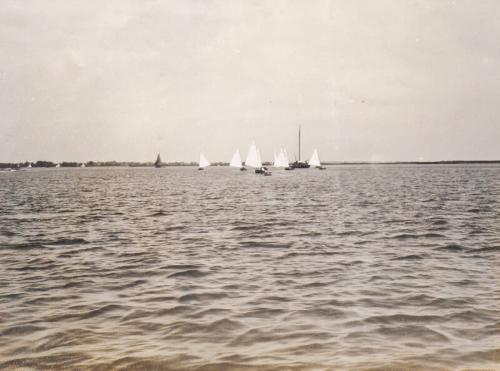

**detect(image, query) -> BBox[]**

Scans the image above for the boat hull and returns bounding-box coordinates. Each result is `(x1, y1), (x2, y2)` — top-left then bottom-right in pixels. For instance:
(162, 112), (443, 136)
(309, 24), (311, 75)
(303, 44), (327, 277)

(255, 167), (271, 175)
(290, 161), (310, 169)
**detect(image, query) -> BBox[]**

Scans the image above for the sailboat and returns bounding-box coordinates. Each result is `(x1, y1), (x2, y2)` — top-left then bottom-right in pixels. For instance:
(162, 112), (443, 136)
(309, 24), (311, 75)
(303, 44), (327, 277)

(273, 148), (292, 170)
(245, 141), (259, 170)
(80, 163), (86, 168)
(198, 153), (210, 170)
(309, 149), (326, 170)
(230, 149), (246, 171)
(283, 149), (293, 170)
(274, 148), (288, 167)
(55, 163), (60, 168)
(290, 126), (310, 169)
(154, 153), (162, 168)
(258, 149), (272, 176)
(245, 141), (271, 175)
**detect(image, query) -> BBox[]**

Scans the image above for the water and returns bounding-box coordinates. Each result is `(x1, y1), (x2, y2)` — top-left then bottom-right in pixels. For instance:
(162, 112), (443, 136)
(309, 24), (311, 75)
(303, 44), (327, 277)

(0, 165), (499, 370)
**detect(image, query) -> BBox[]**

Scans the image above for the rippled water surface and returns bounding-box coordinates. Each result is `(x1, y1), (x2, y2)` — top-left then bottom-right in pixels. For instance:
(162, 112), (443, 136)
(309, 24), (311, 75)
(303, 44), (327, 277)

(1, 165), (499, 370)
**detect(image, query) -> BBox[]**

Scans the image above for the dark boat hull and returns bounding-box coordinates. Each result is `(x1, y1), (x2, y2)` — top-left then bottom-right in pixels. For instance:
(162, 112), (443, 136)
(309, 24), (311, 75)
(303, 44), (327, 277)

(290, 161), (310, 169)
(255, 167), (271, 175)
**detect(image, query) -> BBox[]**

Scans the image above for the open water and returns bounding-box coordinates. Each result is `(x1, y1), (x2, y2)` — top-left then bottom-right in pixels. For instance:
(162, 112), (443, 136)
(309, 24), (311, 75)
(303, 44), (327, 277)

(0, 165), (499, 370)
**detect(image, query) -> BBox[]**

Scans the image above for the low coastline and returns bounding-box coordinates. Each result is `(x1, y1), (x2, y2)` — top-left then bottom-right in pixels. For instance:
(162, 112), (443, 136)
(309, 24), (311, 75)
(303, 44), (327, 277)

(1, 160), (500, 169)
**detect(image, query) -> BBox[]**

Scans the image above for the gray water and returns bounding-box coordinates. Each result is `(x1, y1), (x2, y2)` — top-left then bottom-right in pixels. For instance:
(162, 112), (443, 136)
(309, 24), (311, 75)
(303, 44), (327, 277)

(0, 165), (499, 370)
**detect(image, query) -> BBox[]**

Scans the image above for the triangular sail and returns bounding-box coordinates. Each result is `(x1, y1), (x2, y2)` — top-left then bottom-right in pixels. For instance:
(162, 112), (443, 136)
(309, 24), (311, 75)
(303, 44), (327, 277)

(280, 149), (290, 167)
(256, 148), (263, 168)
(272, 148), (288, 168)
(154, 153), (162, 167)
(283, 149), (290, 167)
(245, 141), (259, 168)
(273, 150), (278, 167)
(309, 149), (321, 167)
(199, 153), (210, 168)
(276, 149), (284, 167)
(276, 149), (281, 167)
(230, 149), (242, 168)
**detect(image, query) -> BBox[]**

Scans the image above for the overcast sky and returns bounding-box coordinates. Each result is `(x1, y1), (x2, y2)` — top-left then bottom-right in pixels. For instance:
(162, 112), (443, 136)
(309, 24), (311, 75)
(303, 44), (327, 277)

(1, 0), (499, 162)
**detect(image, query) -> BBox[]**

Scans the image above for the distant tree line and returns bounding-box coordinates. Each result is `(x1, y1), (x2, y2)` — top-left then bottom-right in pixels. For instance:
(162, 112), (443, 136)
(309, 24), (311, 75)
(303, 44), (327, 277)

(1, 160), (499, 169)
(0, 161), (204, 168)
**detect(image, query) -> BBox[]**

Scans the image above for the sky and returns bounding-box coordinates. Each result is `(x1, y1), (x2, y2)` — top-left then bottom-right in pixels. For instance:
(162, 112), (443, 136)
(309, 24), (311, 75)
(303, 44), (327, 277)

(1, 0), (499, 163)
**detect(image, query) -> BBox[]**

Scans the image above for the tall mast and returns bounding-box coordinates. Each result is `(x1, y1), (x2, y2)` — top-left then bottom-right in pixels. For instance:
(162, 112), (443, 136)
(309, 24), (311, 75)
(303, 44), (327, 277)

(298, 125), (301, 161)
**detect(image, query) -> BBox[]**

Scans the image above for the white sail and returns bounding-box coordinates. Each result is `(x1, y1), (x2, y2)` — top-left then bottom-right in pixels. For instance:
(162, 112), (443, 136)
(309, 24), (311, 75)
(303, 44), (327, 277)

(278, 148), (289, 167)
(199, 153), (210, 168)
(275, 149), (283, 167)
(230, 149), (242, 168)
(275, 150), (281, 167)
(273, 150), (278, 167)
(309, 149), (321, 167)
(283, 149), (290, 167)
(256, 148), (263, 168)
(272, 148), (288, 168)
(245, 141), (260, 168)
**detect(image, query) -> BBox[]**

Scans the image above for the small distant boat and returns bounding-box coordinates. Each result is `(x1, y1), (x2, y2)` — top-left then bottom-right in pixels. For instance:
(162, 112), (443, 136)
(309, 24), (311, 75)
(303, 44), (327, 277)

(80, 163), (86, 168)
(55, 163), (61, 168)
(246, 141), (271, 175)
(27, 163), (32, 169)
(198, 153), (210, 170)
(309, 149), (326, 170)
(230, 149), (246, 171)
(154, 153), (162, 168)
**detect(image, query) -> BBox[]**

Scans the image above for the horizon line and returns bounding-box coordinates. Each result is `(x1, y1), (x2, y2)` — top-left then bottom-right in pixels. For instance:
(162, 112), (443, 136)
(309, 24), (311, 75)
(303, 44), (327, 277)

(2, 160), (500, 167)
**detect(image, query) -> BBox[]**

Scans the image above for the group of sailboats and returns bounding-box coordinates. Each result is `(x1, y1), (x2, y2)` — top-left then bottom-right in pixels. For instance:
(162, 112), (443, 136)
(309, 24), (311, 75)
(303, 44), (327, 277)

(155, 127), (326, 172)
(155, 146), (325, 172)
(242, 141), (271, 175)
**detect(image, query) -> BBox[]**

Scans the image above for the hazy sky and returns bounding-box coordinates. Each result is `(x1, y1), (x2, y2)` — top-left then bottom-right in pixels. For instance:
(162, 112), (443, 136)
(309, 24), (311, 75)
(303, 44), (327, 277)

(1, 0), (499, 162)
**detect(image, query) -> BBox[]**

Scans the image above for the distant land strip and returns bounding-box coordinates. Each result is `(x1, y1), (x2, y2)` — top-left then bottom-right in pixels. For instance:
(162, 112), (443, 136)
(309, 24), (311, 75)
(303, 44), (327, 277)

(1, 160), (500, 169)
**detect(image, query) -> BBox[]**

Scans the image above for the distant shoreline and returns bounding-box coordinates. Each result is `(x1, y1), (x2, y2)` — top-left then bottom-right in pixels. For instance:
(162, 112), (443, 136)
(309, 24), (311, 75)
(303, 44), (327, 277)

(1, 160), (500, 168)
